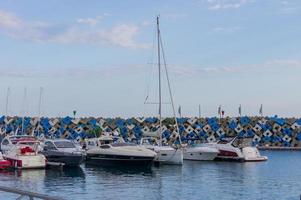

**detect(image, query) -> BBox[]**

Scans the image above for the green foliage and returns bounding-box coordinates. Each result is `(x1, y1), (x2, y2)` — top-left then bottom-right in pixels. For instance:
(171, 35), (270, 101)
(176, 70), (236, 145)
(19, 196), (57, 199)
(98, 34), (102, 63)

(162, 118), (175, 126)
(87, 127), (102, 138)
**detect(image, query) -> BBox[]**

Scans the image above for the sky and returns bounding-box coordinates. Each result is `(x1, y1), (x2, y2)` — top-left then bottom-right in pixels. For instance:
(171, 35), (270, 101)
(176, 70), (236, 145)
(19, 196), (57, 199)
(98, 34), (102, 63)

(0, 0), (301, 118)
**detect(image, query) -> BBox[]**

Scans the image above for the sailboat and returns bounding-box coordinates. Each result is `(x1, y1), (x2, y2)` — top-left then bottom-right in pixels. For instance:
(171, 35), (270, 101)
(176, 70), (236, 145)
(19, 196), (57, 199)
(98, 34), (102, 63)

(140, 16), (183, 165)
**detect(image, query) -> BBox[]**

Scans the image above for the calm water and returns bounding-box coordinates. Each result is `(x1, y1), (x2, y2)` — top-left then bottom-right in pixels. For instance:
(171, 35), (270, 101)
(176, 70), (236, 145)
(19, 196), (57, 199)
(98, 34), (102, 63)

(0, 151), (300, 200)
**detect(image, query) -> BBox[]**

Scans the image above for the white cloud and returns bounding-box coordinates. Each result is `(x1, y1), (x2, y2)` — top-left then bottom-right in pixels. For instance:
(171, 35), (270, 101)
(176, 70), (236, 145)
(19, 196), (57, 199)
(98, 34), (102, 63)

(161, 13), (188, 20)
(51, 24), (150, 49)
(0, 10), (22, 29)
(212, 26), (241, 33)
(0, 10), (150, 49)
(206, 0), (254, 10)
(1, 59), (300, 79)
(281, 1), (288, 5)
(77, 18), (100, 26)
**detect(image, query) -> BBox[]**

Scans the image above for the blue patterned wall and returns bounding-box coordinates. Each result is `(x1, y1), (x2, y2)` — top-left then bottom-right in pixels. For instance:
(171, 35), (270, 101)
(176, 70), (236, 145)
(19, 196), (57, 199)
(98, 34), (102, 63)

(0, 116), (301, 147)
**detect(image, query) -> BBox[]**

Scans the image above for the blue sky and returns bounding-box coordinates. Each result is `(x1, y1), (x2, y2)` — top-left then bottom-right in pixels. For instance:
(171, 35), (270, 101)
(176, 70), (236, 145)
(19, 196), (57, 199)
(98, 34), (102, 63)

(0, 0), (301, 118)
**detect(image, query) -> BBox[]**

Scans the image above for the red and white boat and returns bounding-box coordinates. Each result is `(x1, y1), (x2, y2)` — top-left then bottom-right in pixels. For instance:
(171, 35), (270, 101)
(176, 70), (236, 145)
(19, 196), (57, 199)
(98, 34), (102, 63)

(208, 137), (268, 162)
(0, 152), (11, 170)
(1, 135), (46, 169)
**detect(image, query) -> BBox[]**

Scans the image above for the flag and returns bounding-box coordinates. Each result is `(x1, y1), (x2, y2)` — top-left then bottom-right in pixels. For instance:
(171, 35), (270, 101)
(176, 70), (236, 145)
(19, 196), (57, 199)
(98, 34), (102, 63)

(178, 105), (182, 117)
(218, 105), (221, 116)
(259, 104), (263, 116)
(238, 104), (241, 116)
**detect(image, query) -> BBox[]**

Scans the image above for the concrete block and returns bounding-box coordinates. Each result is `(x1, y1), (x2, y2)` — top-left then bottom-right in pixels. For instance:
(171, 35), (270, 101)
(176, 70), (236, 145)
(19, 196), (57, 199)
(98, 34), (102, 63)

(263, 130), (273, 137)
(207, 135), (216, 143)
(235, 124), (243, 133)
(187, 118), (197, 125)
(203, 124), (211, 133)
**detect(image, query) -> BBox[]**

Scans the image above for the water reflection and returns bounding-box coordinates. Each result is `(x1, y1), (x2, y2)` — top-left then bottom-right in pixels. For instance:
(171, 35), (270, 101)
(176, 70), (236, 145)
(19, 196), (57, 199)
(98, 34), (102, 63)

(85, 163), (153, 176)
(0, 152), (301, 200)
(45, 166), (85, 178)
(43, 166), (86, 197)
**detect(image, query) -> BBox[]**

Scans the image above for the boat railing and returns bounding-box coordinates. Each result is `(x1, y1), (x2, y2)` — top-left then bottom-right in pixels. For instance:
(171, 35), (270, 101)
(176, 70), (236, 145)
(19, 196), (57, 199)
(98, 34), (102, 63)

(0, 185), (65, 200)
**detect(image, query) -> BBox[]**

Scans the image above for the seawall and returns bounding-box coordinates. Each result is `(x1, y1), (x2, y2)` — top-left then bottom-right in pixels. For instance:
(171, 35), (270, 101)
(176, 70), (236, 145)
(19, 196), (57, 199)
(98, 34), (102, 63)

(0, 116), (301, 147)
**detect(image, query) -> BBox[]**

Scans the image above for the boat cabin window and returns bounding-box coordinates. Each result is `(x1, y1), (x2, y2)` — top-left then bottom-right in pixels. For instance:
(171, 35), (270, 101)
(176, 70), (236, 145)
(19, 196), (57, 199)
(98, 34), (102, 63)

(100, 145), (111, 149)
(54, 141), (76, 148)
(111, 143), (136, 147)
(2, 139), (9, 145)
(99, 140), (112, 145)
(44, 141), (57, 150)
(232, 138), (253, 148)
(87, 141), (96, 146)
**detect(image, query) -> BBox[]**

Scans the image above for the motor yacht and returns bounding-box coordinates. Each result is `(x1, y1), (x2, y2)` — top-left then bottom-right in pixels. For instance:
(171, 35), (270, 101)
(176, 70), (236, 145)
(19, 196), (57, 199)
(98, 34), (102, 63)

(1, 135), (46, 169)
(0, 135), (37, 153)
(183, 144), (219, 161)
(209, 137), (268, 162)
(85, 136), (157, 167)
(41, 139), (85, 167)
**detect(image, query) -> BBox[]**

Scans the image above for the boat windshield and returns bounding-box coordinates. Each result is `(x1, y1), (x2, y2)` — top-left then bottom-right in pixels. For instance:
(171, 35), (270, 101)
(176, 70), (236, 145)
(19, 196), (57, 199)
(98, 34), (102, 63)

(111, 143), (137, 147)
(54, 141), (76, 148)
(232, 138), (253, 148)
(217, 138), (234, 144)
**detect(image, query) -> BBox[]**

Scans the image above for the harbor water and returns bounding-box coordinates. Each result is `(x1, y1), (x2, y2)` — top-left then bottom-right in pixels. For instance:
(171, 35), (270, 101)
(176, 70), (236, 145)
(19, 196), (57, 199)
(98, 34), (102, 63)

(0, 151), (300, 200)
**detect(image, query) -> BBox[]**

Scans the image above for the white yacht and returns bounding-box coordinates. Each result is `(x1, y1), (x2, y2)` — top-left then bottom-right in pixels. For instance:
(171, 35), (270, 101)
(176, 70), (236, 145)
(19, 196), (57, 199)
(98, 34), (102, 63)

(208, 137), (268, 162)
(140, 137), (183, 165)
(183, 144), (219, 161)
(85, 136), (157, 167)
(1, 135), (46, 169)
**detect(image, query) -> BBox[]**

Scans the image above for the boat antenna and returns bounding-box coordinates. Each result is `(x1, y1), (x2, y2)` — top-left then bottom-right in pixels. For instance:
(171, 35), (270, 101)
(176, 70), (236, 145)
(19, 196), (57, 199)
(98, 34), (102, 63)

(37, 87), (43, 136)
(157, 15), (163, 146)
(21, 87), (27, 135)
(5, 87), (10, 135)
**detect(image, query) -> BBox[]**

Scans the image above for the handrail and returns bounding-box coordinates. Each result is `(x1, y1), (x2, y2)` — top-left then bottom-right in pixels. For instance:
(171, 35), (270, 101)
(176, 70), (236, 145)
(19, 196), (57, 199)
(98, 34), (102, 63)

(0, 186), (65, 200)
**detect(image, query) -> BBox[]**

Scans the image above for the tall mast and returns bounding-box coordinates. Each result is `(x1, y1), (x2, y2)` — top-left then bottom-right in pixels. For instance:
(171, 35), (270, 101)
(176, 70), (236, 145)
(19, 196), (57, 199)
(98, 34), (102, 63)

(157, 16), (162, 146)
(38, 87), (43, 117)
(5, 87), (10, 116)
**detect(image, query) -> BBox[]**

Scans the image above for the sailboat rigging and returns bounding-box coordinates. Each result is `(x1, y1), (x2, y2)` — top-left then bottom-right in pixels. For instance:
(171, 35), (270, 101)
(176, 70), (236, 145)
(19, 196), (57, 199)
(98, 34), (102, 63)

(140, 16), (183, 165)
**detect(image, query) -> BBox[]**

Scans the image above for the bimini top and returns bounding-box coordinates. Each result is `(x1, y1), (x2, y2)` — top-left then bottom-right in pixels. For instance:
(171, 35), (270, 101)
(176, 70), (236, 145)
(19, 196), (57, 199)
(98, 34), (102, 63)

(2, 135), (37, 145)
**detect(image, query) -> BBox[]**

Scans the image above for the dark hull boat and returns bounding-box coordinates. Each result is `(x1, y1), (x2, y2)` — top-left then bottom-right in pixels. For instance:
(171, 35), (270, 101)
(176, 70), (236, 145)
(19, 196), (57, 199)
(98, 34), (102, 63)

(85, 137), (157, 168)
(41, 139), (85, 167)
(42, 151), (85, 167)
(86, 154), (155, 167)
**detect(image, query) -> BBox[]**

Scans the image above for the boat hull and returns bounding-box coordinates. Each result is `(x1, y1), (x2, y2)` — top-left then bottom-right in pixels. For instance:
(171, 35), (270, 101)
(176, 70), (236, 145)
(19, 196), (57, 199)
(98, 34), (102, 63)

(4, 155), (46, 169)
(0, 160), (11, 170)
(42, 151), (85, 167)
(86, 154), (154, 167)
(214, 147), (268, 162)
(154, 147), (183, 165)
(183, 147), (218, 161)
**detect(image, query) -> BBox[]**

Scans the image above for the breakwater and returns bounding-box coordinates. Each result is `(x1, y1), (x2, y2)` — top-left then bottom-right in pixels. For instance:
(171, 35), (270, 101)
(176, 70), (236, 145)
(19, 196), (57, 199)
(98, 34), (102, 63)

(0, 116), (301, 147)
